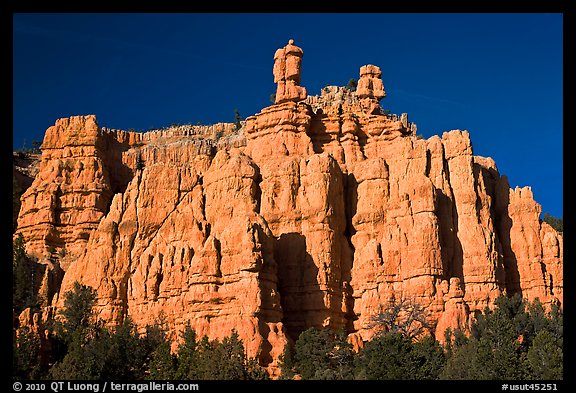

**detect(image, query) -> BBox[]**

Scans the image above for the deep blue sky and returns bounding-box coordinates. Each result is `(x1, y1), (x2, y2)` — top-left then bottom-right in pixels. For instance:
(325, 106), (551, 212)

(13, 13), (563, 218)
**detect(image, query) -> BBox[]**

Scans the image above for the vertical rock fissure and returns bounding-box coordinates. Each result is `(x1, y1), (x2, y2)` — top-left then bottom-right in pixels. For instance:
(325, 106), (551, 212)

(342, 172), (358, 334)
(494, 177), (521, 297)
(441, 153), (465, 289)
(254, 170), (263, 215)
(119, 170), (143, 322)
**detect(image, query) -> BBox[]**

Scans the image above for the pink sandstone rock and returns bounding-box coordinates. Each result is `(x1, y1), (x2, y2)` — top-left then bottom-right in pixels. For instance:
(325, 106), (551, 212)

(273, 39), (307, 104)
(15, 40), (562, 377)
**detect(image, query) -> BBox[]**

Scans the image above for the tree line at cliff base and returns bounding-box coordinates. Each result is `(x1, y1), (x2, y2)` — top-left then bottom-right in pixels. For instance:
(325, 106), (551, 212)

(13, 277), (562, 380)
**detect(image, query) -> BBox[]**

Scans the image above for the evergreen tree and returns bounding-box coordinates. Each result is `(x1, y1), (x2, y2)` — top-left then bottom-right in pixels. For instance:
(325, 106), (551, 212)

(233, 109), (243, 130)
(13, 233), (37, 313)
(473, 307), (524, 379)
(207, 331), (251, 379)
(57, 281), (98, 338)
(411, 335), (446, 379)
(176, 325), (266, 380)
(141, 319), (175, 379)
(175, 324), (201, 379)
(49, 282), (104, 379)
(50, 316), (151, 380)
(354, 333), (414, 380)
(526, 330), (563, 379)
(543, 213), (563, 232)
(441, 295), (563, 380)
(13, 325), (44, 380)
(278, 344), (295, 380)
(440, 336), (483, 380)
(99, 317), (146, 380)
(346, 78), (358, 92)
(292, 328), (329, 379)
(290, 328), (354, 380)
(148, 340), (177, 380)
(49, 328), (108, 379)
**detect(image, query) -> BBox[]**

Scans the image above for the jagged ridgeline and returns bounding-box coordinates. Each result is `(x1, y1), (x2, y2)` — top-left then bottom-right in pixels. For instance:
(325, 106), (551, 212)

(14, 39), (562, 377)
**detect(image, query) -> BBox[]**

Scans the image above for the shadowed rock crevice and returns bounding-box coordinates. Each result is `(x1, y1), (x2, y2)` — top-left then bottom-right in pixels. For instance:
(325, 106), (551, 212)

(274, 232), (321, 342)
(342, 173), (358, 334)
(254, 170), (263, 215)
(102, 130), (136, 196)
(495, 176), (521, 297)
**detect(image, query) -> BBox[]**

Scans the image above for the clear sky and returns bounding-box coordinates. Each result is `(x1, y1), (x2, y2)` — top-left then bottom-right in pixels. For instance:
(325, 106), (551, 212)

(12, 13), (563, 218)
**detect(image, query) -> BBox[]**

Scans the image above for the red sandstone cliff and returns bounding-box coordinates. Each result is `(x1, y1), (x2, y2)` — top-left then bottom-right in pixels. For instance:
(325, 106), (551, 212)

(15, 40), (563, 375)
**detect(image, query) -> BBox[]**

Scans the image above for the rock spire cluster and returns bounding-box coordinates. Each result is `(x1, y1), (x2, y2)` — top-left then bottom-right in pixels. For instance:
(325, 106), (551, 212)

(15, 40), (562, 377)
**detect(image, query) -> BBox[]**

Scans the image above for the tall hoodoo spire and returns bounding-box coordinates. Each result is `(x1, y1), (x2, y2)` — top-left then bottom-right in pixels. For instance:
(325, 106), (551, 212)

(357, 64), (386, 101)
(273, 39), (307, 104)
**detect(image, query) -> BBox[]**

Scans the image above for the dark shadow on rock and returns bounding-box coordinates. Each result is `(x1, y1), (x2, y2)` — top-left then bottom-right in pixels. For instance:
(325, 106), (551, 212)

(494, 175), (521, 297)
(308, 109), (329, 154)
(257, 319), (274, 366)
(450, 202), (465, 292)
(274, 232), (323, 342)
(343, 172), (358, 333)
(474, 161), (507, 290)
(435, 188), (456, 278)
(438, 155), (465, 291)
(251, 223), (287, 367)
(101, 132), (135, 196)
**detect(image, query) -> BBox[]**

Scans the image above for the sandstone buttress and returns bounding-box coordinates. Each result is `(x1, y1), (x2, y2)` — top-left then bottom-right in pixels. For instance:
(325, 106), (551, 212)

(15, 40), (563, 375)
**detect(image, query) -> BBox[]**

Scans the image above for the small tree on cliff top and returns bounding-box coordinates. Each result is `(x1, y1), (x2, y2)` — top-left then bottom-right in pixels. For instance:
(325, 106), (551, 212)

(346, 78), (358, 92)
(543, 213), (563, 232)
(233, 109), (243, 130)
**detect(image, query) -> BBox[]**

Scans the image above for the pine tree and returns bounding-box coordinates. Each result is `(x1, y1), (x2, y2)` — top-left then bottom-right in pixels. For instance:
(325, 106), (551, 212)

(233, 109), (243, 130)
(354, 333), (414, 380)
(13, 326), (44, 380)
(13, 234), (37, 313)
(58, 282), (98, 338)
(346, 78), (358, 92)
(278, 345), (295, 379)
(293, 328), (335, 379)
(526, 330), (562, 379)
(175, 324), (201, 379)
(208, 331), (249, 379)
(291, 328), (354, 380)
(440, 337), (483, 380)
(49, 282), (103, 379)
(411, 335), (446, 379)
(99, 318), (146, 380)
(176, 326), (267, 380)
(148, 341), (177, 380)
(543, 213), (563, 232)
(441, 295), (563, 380)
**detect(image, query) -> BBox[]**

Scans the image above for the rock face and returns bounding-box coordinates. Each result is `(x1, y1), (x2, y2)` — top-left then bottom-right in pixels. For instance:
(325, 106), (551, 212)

(15, 40), (563, 375)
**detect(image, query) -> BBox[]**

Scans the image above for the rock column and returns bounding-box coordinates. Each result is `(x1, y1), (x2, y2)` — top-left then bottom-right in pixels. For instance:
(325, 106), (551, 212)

(273, 39), (307, 104)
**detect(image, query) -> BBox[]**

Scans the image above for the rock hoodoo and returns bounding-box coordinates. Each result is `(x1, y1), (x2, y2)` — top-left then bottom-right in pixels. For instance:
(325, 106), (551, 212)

(273, 39), (307, 104)
(15, 40), (563, 376)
